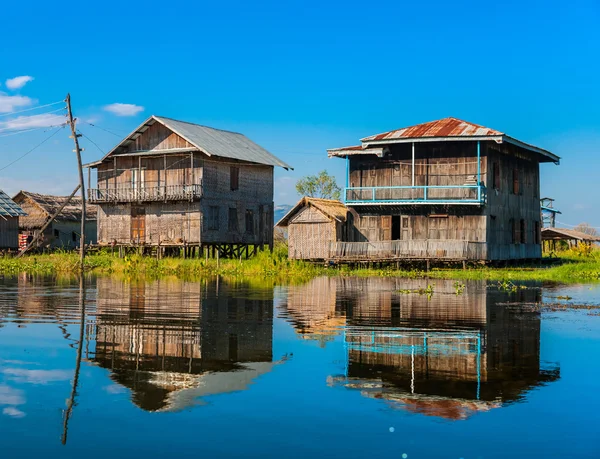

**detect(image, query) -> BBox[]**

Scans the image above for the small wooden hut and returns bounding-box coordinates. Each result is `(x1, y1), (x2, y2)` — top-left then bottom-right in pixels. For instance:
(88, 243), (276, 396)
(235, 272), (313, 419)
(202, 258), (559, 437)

(12, 191), (98, 249)
(0, 189), (26, 251)
(541, 227), (600, 252)
(276, 197), (349, 260)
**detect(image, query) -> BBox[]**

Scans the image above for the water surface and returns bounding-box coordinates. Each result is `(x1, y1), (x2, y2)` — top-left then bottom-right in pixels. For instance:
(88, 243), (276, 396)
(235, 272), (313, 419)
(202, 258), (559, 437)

(1, 275), (599, 458)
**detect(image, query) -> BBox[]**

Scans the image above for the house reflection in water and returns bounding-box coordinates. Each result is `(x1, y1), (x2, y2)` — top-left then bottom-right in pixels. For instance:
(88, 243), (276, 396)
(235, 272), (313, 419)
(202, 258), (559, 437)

(281, 277), (560, 420)
(91, 278), (278, 412)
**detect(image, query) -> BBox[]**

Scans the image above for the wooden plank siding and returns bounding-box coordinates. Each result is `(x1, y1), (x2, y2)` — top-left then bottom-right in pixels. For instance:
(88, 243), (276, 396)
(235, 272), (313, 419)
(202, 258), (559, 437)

(0, 217), (19, 249)
(94, 122), (274, 248)
(288, 206), (338, 260)
(334, 140), (543, 262)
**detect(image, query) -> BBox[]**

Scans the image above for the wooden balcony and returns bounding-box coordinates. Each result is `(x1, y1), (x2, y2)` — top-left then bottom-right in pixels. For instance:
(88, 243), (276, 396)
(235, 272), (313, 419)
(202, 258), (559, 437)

(88, 184), (202, 204)
(329, 240), (487, 262)
(345, 185), (484, 205)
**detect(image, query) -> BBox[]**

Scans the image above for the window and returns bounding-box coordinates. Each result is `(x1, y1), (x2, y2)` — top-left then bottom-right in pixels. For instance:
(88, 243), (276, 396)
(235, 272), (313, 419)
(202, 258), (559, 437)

(245, 209), (254, 234)
(54, 229), (59, 239)
(520, 219), (526, 244)
(493, 162), (500, 190)
(228, 208), (238, 232)
(207, 206), (220, 230)
(534, 221), (541, 244)
(513, 169), (520, 195)
(511, 219), (520, 244)
(230, 166), (239, 191)
(72, 232), (77, 242)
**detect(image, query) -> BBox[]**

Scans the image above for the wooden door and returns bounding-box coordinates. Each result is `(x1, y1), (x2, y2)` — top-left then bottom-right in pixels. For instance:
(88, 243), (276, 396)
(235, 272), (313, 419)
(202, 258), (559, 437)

(381, 215), (392, 241)
(131, 207), (146, 243)
(401, 216), (411, 240)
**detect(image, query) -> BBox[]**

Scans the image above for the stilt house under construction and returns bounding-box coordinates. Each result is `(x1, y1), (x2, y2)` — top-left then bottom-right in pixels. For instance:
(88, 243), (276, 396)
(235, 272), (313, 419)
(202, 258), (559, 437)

(85, 115), (291, 257)
(291, 117), (560, 263)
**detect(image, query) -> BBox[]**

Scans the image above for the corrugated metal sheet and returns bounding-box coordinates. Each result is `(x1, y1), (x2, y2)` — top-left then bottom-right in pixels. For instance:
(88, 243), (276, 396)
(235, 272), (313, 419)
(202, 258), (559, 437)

(0, 189), (26, 217)
(155, 116), (291, 169)
(89, 115), (291, 169)
(362, 117), (503, 141)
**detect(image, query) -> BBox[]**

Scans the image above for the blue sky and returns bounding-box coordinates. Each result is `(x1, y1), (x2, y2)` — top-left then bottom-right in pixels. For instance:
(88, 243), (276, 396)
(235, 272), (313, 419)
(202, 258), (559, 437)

(1, 0), (599, 227)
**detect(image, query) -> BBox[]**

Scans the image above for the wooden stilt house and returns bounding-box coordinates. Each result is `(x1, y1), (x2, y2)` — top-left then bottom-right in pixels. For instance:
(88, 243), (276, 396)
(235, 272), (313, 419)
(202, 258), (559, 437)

(12, 191), (97, 250)
(326, 117), (560, 263)
(0, 189), (26, 251)
(276, 197), (349, 260)
(85, 116), (291, 257)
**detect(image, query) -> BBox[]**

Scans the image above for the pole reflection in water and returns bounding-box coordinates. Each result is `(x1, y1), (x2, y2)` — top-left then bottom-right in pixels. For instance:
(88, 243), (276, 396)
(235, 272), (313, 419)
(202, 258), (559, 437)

(280, 277), (560, 421)
(61, 274), (86, 445)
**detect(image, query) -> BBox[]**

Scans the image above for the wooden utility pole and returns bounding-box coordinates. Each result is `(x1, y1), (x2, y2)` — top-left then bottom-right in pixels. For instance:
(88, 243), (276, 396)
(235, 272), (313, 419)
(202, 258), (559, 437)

(66, 94), (87, 266)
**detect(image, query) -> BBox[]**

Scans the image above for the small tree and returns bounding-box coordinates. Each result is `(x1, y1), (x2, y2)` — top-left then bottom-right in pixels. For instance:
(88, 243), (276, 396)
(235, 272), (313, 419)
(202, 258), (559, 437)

(574, 222), (599, 237)
(295, 170), (341, 200)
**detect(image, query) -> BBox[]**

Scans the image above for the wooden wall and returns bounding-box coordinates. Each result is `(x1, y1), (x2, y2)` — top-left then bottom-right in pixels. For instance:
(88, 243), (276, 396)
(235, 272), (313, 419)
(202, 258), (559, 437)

(287, 206), (338, 260)
(349, 141), (486, 189)
(98, 202), (201, 245)
(484, 142), (542, 260)
(96, 155), (274, 247)
(0, 217), (19, 249)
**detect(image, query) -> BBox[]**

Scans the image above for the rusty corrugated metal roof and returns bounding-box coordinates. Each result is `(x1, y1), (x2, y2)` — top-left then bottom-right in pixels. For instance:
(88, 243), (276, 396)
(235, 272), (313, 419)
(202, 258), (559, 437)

(361, 117), (503, 142)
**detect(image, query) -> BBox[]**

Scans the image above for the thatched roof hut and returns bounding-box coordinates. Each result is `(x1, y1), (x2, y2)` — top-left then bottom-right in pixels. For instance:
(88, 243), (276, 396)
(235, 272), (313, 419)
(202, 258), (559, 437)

(13, 191), (98, 247)
(13, 191), (97, 230)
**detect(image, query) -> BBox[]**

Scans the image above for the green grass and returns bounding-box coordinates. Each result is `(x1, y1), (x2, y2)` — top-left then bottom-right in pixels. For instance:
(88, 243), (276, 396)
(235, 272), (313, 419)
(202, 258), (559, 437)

(1, 246), (599, 284)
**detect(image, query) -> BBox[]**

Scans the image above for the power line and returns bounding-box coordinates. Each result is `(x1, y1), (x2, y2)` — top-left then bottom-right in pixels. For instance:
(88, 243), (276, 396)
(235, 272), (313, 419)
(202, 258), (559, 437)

(83, 121), (127, 138)
(79, 131), (106, 155)
(0, 124), (66, 139)
(0, 100), (66, 118)
(0, 126), (66, 172)
(556, 220), (600, 230)
(0, 109), (67, 133)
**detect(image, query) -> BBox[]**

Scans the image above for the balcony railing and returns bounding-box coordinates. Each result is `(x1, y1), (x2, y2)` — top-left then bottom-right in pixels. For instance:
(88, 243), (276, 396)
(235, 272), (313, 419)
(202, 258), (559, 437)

(345, 185), (484, 205)
(329, 240), (487, 261)
(88, 184), (203, 203)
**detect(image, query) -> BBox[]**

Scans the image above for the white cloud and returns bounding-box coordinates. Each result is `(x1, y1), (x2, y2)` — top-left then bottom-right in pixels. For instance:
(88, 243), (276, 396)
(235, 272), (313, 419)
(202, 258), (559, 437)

(103, 103), (144, 117)
(2, 368), (71, 385)
(2, 407), (25, 418)
(0, 113), (66, 130)
(5, 76), (34, 90)
(0, 93), (34, 113)
(0, 385), (25, 406)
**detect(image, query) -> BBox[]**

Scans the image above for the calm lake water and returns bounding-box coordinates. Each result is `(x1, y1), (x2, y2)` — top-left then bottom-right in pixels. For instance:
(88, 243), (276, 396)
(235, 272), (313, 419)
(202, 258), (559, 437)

(1, 275), (599, 458)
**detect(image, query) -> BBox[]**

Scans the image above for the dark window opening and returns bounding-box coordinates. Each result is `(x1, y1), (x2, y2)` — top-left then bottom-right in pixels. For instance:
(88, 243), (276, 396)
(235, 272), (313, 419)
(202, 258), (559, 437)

(53, 229), (59, 239)
(534, 221), (541, 244)
(228, 207), (238, 232)
(245, 209), (254, 235)
(230, 166), (239, 191)
(208, 206), (220, 230)
(520, 219), (527, 244)
(72, 232), (77, 242)
(493, 162), (500, 190)
(391, 215), (401, 240)
(512, 219), (520, 244)
(513, 169), (520, 195)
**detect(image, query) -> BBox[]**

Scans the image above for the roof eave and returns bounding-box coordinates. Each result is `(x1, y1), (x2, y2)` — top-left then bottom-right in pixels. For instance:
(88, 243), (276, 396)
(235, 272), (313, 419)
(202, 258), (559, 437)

(502, 136), (560, 164)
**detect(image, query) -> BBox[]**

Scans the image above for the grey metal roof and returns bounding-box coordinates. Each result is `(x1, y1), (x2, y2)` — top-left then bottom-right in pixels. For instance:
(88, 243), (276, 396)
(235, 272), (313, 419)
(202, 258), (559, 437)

(155, 117), (291, 169)
(0, 189), (26, 217)
(87, 115), (292, 169)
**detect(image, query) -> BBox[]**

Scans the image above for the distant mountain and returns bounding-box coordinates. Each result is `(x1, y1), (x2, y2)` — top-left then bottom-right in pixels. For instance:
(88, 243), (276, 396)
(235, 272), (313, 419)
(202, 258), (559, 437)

(274, 204), (293, 224)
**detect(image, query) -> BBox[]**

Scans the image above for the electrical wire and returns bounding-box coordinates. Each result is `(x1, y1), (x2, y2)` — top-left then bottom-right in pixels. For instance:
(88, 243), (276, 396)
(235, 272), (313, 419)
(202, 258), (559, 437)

(83, 121), (128, 138)
(79, 131), (106, 155)
(0, 124), (66, 139)
(0, 126), (66, 172)
(0, 108), (67, 133)
(555, 220), (600, 230)
(0, 100), (65, 118)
